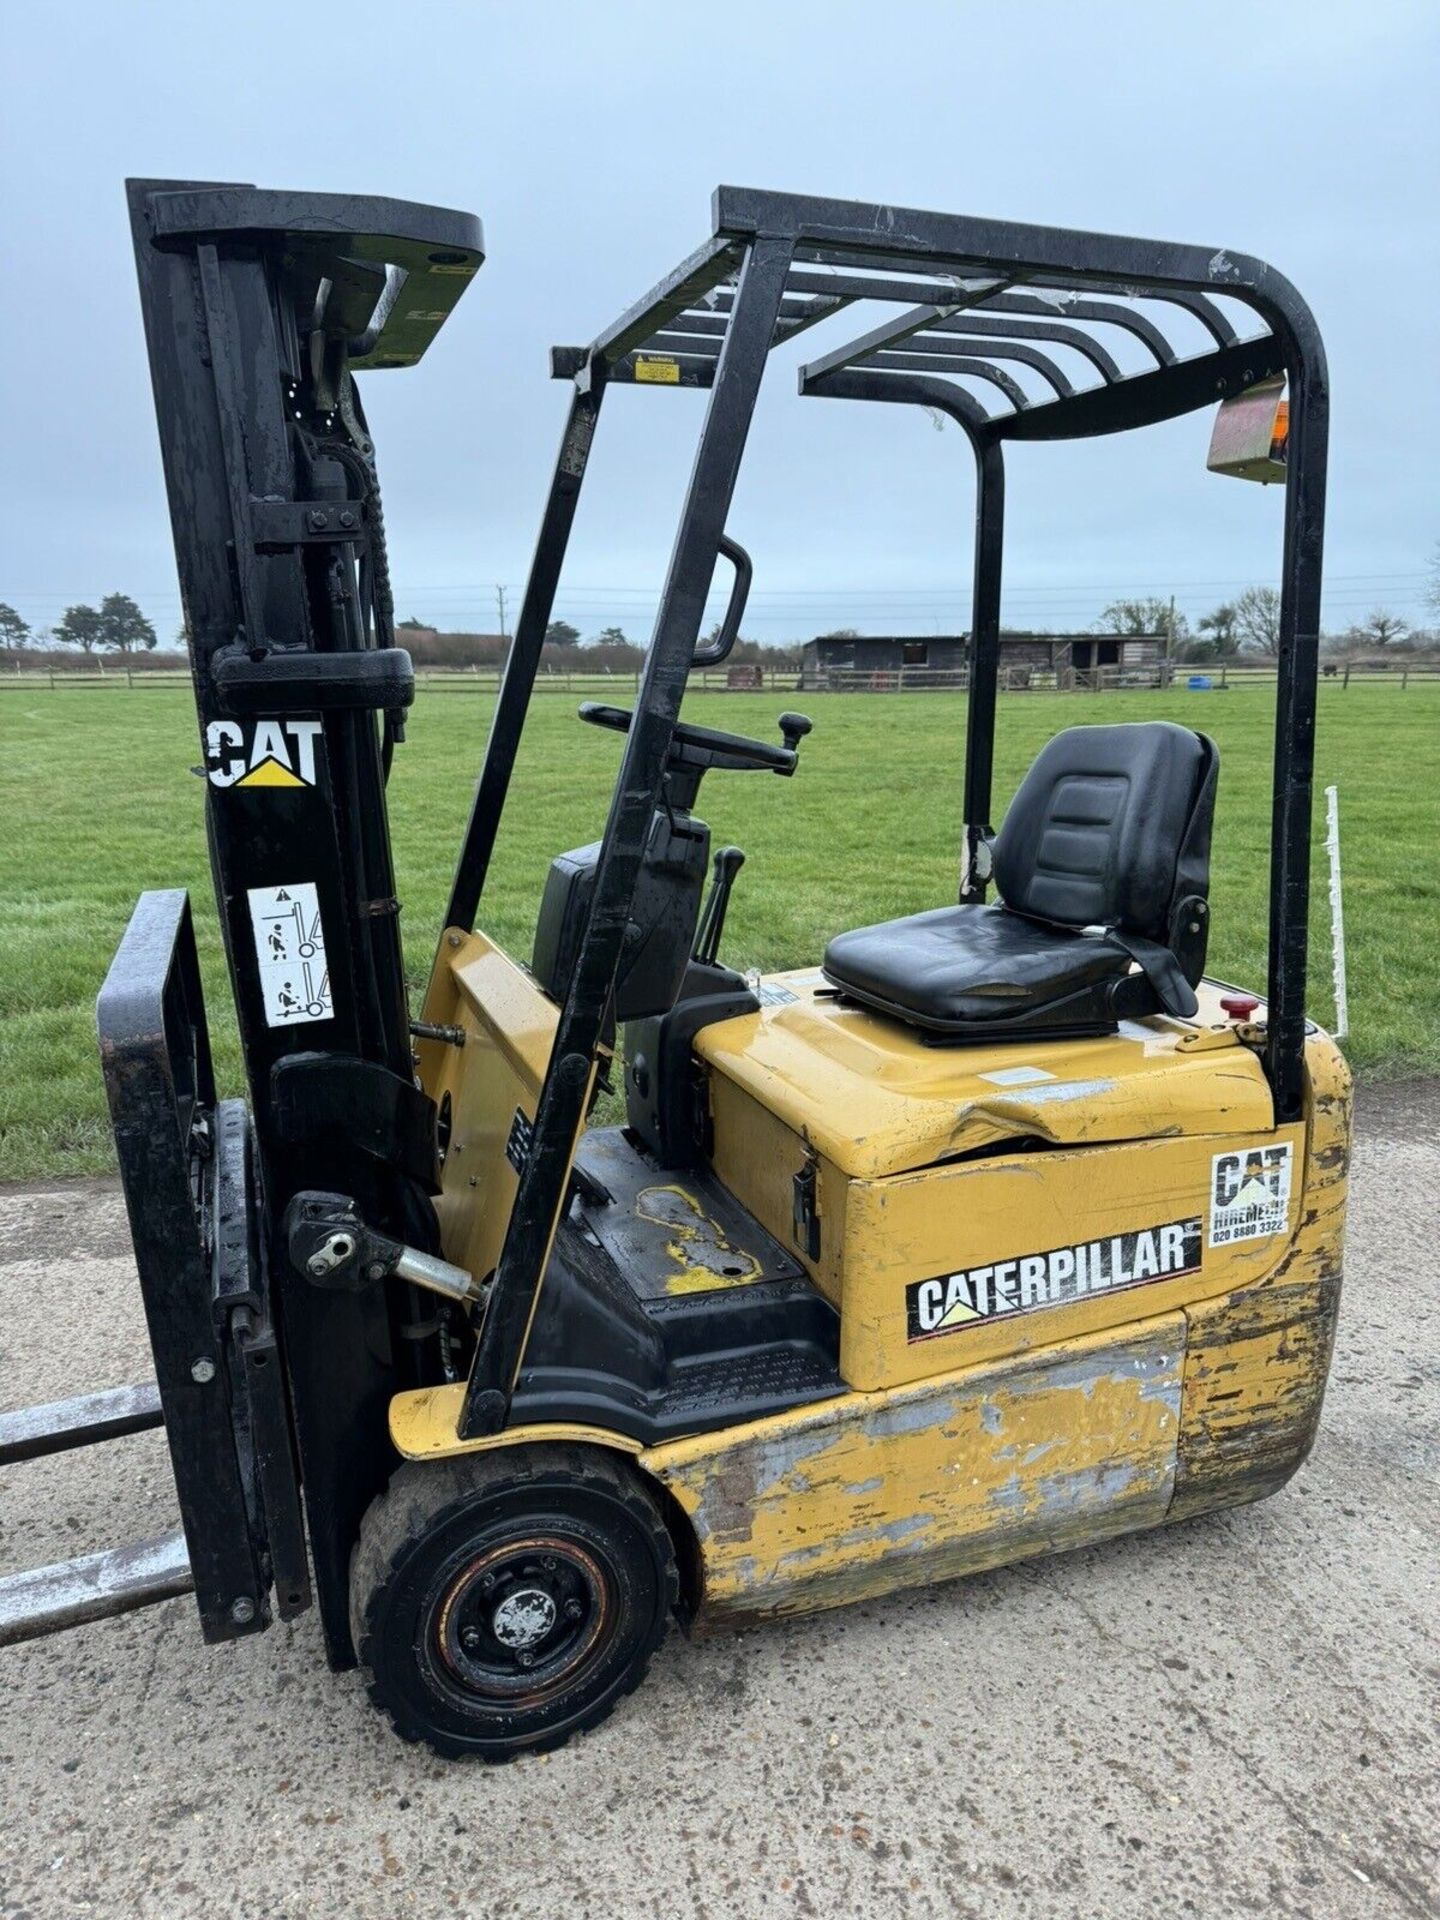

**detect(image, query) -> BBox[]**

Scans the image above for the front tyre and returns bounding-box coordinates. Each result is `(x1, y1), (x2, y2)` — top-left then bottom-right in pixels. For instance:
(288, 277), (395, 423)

(350, 1444), (678, 1761)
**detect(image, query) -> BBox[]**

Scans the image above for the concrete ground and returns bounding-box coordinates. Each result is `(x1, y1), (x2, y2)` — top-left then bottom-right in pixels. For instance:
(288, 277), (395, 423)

(0, 1082), (1435, 1920)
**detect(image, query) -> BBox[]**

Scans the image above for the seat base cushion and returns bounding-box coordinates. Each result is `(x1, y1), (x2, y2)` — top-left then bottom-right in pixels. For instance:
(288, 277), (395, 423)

(822, 903), (1141, 1039)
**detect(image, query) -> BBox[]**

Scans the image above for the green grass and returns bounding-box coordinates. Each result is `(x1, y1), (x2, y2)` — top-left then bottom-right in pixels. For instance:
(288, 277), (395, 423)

(1, 683), (1436, 1180)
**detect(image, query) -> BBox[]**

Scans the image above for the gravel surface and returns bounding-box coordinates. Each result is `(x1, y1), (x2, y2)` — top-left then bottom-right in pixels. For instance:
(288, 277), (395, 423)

(1, 1080), (1436, 1919)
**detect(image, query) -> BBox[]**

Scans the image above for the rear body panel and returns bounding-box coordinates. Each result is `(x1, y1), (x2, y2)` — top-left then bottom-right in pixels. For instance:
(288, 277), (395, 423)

(400, 946), (1350, 1629)
(638, 1025), (1349, 1622)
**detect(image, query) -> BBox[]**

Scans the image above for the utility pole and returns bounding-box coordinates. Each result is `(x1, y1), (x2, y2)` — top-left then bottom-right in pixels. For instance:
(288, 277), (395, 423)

(495, 584), (509, 641)
(1165, 592), (1177, 687)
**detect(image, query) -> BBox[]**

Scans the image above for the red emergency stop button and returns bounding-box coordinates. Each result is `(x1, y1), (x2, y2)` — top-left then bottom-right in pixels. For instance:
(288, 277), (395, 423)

(1220, 993), (1261, 1019)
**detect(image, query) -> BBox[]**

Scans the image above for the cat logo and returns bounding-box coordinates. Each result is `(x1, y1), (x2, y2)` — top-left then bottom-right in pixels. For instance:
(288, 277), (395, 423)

(205, 718), (322, 790)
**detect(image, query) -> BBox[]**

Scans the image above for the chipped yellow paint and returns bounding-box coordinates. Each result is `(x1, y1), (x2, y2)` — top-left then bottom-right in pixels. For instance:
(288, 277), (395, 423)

(639, 1027), (1350, 1623)
(633, 1183), (763, 1294)
(398, 934), (1351, 1633)
(642, 1313), (1188, 1620)
(836, 1122), (1306, 1389)
(696, 973), (1278, 1180)
(1170, 1039), (1352, 1518)
(416, 926), (597, 1400)
(707, 989), (1309, 1391)
(415, 928), (561, 1287)
(390, 1384), (644, 1460)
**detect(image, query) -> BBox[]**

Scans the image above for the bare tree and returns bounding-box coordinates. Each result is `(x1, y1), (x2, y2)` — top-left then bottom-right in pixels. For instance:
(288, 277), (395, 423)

(1234, 584), (1282, 655)
(1351, 607), (1408, 649)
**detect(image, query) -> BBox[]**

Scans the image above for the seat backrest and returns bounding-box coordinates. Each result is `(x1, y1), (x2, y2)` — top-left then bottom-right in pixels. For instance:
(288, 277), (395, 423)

(993, 722), (1217, 952)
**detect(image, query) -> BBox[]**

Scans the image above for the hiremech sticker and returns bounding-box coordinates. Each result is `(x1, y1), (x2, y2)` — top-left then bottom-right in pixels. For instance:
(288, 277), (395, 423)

(1209, 1142), (1293, 1247)
(905, 1217), (1203, 1342)
(206, 718), (322, 790)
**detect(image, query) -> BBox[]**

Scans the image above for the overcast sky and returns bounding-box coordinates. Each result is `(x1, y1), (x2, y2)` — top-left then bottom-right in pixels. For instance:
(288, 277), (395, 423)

(2, 0), (1436, 647)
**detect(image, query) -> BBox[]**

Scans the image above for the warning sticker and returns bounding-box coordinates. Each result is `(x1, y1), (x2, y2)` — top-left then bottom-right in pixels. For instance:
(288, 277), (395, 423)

(206, 718), (322, 790)
(634, 354), (680, 385)
(247, 883), (333, 1028)
(1209, 1142), (1293, 1247)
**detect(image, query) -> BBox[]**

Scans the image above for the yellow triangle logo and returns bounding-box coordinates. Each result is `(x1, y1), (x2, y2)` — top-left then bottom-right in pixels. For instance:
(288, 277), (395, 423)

(238, 756), (306, 789)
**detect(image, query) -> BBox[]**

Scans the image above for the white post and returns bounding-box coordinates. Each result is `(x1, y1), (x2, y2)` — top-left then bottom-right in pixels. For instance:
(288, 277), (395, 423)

(1324, 784), (1349, 1040)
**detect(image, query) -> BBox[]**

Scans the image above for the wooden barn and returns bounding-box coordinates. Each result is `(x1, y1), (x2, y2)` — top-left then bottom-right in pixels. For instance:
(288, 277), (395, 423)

(799, 631), (1166, 690)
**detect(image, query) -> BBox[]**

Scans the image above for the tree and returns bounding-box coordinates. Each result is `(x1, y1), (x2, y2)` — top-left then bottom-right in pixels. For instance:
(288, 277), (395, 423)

(1097, 597), (1189, 645)
(96, 592), (157, 652)
(1352, 607), (1408, 649)
(0, 602), (30, 648)
(1232, 584), (1282, 655)
(544, 620), (580, 648)
(1427, 541), (1440, 617)
(1196, 603), (1241, 658)
(819, 627), (860, 639)
(592, 625), (629, 647)
(54, 603), (107, 653)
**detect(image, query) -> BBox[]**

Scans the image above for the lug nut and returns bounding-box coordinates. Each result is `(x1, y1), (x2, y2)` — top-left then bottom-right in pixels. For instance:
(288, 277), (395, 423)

(460, 1625), (482, 1652)
(541, 1556), (557, 1572)
(564, 1599), (583, 1621)
(517, 1650), (535, 1669)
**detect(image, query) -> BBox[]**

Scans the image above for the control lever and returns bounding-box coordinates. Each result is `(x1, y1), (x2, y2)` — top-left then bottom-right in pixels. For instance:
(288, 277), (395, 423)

(694, 846), (746, 967)
(778, 712), (813, 753)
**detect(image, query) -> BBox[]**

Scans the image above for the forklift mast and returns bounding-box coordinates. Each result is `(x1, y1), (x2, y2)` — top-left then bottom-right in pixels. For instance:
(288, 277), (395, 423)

(116, 183), (482, 1655)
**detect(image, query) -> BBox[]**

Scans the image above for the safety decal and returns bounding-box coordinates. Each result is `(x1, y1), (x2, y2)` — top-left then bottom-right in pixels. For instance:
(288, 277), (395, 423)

(977, 1064), (1056, 1087)
(247, 883), (333, 1028)
(205, 717), (323, 790)
(634, 354), (680, 384)
(905, 1216), (1203, 1342)
(756, 980), (799, 1006)
(1209, 1142), (1293, 1247)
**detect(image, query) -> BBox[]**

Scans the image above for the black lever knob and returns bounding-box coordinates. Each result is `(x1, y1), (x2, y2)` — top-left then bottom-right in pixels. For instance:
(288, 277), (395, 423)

(695, 845), (746, 967)
(778, 711), (813, 751)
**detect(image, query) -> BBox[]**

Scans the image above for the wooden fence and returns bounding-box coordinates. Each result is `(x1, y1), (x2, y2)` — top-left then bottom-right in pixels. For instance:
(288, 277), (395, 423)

(4, 661), (1436, 694)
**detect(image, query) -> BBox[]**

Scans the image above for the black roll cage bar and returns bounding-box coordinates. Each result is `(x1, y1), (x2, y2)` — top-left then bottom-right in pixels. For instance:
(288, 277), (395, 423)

(446, 186), (1327, 1438)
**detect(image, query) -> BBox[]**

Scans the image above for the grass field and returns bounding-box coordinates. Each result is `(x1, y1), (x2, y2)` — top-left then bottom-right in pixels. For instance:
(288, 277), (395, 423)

(1, 682), (1436, 1180)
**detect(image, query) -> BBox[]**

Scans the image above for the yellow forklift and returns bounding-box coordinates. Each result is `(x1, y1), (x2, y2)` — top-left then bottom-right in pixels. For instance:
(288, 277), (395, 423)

(0, 183), (1348, 1763)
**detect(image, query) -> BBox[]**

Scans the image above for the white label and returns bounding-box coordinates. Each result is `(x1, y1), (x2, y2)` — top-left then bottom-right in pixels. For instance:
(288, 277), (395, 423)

(978, 1065), (1057, 1087)
(1209, 1142), (1293, 1247)
(247, 883), (333, 1028)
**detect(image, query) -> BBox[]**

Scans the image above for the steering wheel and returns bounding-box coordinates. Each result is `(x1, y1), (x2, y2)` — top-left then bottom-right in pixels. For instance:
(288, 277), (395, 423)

(578, 702), (811, 775)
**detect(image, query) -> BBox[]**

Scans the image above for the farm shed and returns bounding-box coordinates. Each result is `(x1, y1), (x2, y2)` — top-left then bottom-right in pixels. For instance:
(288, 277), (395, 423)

(799, 632), (1166, 690)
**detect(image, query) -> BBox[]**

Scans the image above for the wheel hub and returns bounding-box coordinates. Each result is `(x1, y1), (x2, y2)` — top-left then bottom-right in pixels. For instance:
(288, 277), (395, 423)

(491, 1586), (557, 1649)
(430, 1532), (611, 1701)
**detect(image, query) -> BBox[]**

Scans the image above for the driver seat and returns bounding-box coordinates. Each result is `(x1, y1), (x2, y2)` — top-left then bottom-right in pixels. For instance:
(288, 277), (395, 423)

(822, 722), (1218, 1041)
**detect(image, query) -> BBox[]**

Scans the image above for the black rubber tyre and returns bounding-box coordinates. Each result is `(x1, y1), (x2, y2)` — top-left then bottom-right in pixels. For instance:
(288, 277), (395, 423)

(350, 1444), (678, 1761)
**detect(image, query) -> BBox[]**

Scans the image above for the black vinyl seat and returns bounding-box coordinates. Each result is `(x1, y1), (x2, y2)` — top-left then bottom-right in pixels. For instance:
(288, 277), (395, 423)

(823, 722), (1218, 1041)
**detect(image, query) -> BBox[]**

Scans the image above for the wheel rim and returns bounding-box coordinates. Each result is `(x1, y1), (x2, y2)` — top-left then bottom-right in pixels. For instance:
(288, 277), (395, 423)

(428, 1532), (614, 1705)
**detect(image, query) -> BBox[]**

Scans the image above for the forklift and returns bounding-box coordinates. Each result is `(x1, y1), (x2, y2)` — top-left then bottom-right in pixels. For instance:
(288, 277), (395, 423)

(0, 181), (1349, 1761)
